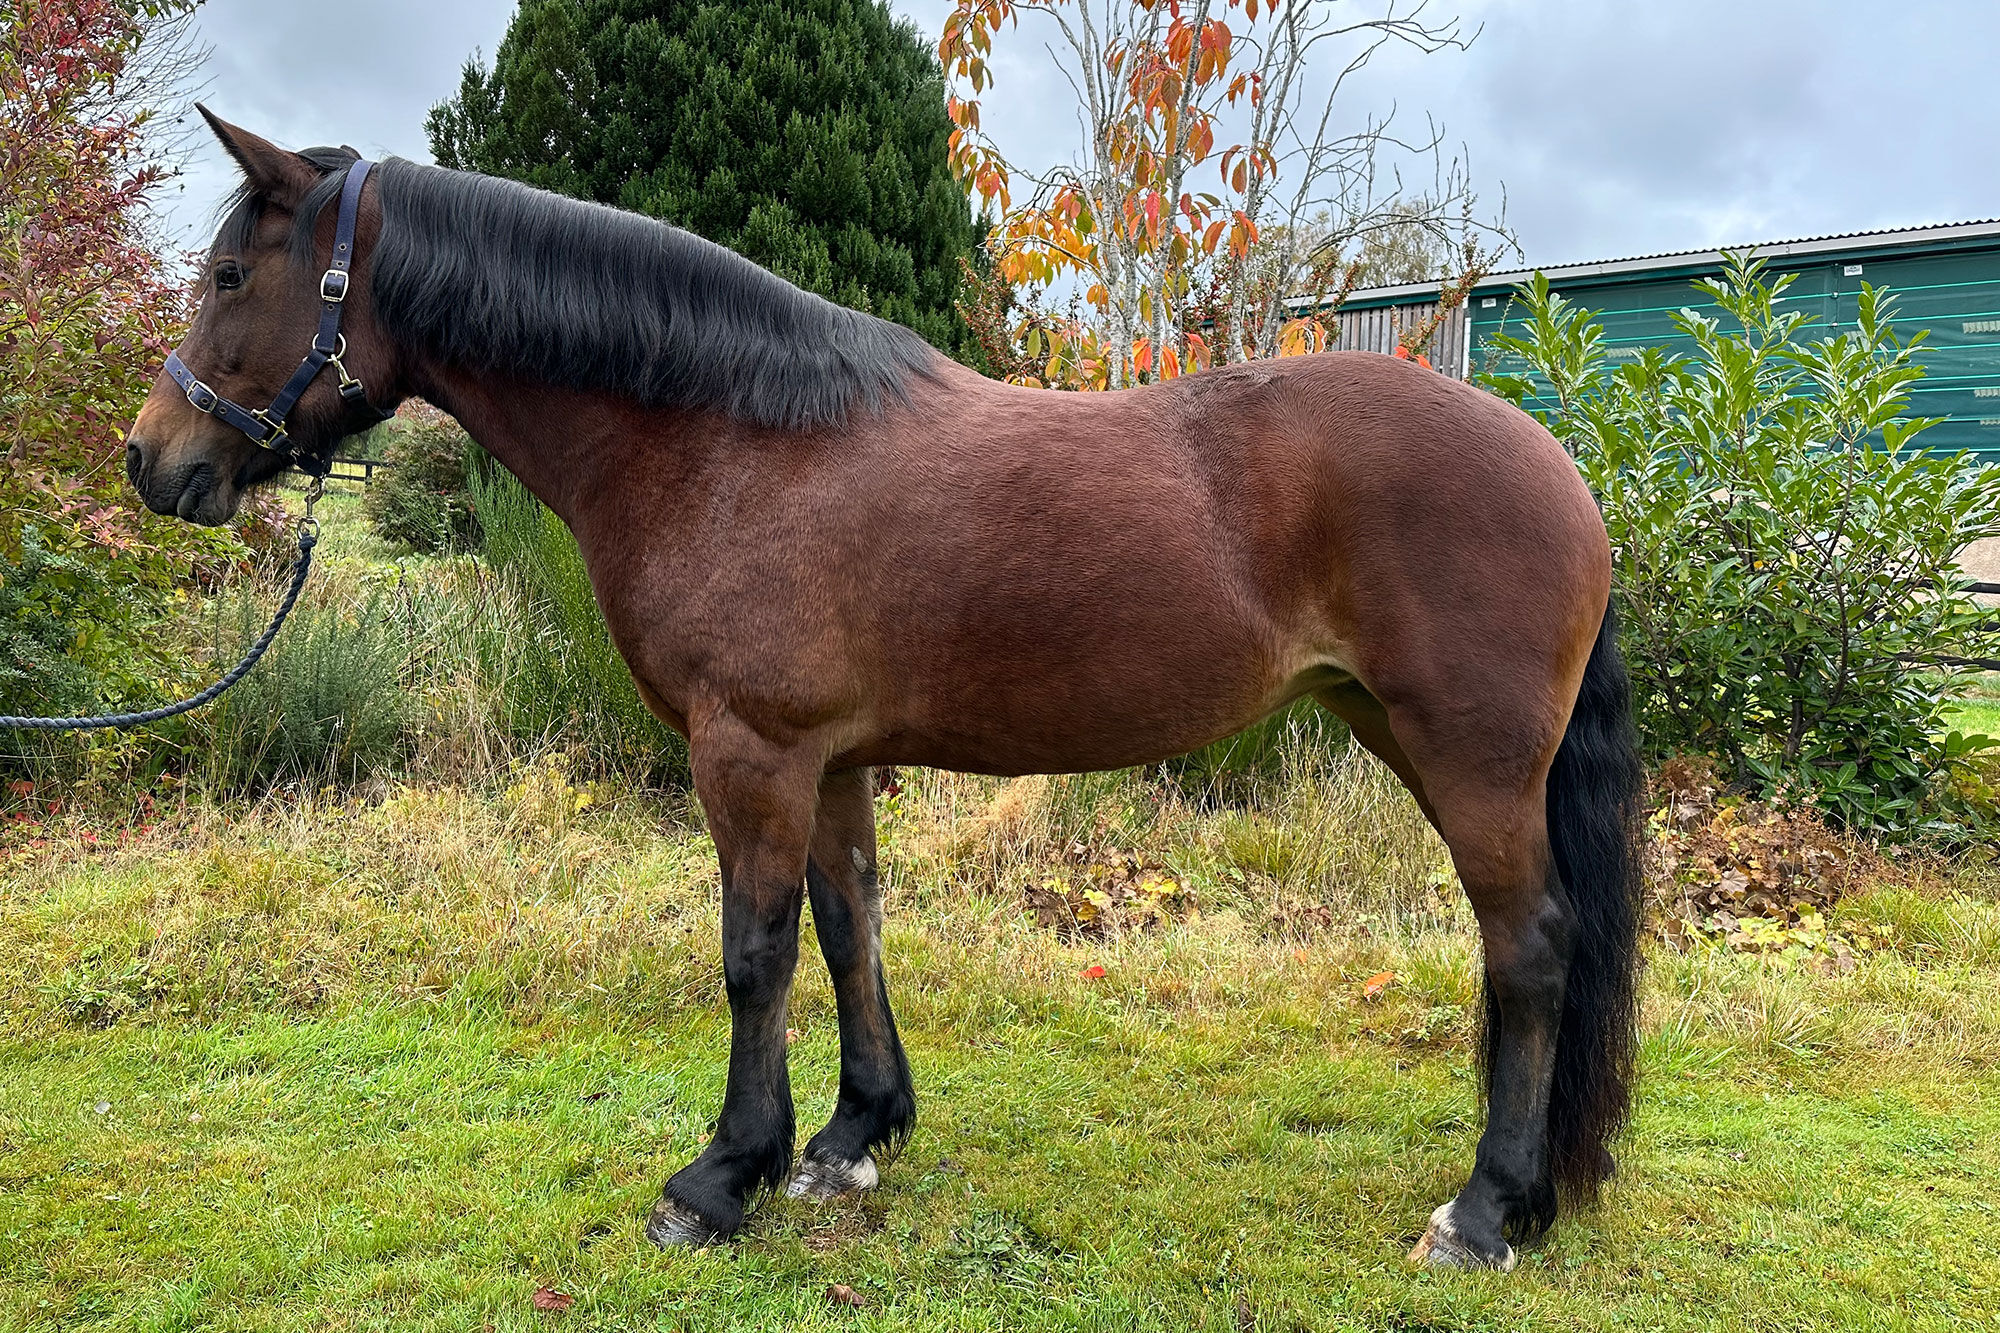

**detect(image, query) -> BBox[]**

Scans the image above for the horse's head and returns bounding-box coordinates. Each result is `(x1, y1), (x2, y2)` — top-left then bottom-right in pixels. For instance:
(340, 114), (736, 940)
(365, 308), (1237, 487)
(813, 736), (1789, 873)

(127, 109), (398, 525)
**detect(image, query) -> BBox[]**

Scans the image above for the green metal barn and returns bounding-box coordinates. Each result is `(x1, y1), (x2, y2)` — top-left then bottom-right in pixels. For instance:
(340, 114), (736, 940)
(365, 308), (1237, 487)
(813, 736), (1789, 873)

(1318, 220), (2000, 465)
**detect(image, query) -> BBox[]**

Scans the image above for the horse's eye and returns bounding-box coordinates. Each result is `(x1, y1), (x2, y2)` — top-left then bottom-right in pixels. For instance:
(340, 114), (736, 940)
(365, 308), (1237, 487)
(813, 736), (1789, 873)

(214, 261), (246, 292)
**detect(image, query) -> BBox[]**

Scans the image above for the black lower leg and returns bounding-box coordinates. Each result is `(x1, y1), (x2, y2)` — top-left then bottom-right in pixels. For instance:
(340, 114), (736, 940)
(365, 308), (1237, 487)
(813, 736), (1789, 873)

(804, 863), (914, 1165)
(1452, 883), (1575, 1252)
(801, 769), (914, 1174)
(659, 879), (805, 1236)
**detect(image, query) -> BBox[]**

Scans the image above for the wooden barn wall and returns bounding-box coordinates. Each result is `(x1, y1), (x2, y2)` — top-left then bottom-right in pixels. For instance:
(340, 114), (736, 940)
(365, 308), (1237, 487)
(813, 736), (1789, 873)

(1333, 302), (1472, 379)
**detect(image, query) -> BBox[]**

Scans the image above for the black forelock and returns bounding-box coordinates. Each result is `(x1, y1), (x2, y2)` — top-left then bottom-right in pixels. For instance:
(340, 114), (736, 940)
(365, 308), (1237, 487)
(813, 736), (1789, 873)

(210, 144), (362, 269)
(211, 150), (942, 432)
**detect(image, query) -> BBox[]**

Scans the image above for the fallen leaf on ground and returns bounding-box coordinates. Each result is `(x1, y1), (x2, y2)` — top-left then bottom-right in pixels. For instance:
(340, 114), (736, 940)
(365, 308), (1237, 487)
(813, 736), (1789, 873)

(827, 1283), (866, 1308)
(1081, 964), (1107, 980)
(531, 1286), (574, 1312)
(1361, 970), (1396, 1000)
(1025, 846), (1193, 939)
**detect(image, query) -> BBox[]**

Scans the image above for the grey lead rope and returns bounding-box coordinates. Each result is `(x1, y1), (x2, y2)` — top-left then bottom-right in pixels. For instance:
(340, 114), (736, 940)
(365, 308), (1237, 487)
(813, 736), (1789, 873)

(0, 484), (322, 733)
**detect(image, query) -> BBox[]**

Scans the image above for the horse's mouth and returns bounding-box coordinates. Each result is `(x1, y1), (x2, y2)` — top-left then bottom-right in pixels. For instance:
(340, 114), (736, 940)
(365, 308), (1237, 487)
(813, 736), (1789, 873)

(168, 463), (225, 525)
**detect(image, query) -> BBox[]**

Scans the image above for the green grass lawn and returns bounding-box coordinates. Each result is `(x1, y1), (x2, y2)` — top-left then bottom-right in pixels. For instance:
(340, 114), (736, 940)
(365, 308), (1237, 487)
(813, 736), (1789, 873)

(8, 996), (2000, 1332)
(1948, 668), (2000, 737)
(5, 782), (2000, 1331)
(1952, 697), (2000, 741)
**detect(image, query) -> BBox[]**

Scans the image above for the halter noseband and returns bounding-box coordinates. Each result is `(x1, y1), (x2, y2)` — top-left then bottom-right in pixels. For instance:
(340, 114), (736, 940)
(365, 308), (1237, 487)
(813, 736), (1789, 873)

(165, 157), (390, 474)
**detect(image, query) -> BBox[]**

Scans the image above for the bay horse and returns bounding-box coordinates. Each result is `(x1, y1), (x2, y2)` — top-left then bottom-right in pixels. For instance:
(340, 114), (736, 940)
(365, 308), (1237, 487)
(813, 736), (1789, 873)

(127, 112), (1645, 1272)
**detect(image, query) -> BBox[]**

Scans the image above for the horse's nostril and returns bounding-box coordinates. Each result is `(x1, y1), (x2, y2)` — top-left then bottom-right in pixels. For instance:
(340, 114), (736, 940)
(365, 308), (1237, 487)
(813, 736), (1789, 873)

(126, 440), (146, 486)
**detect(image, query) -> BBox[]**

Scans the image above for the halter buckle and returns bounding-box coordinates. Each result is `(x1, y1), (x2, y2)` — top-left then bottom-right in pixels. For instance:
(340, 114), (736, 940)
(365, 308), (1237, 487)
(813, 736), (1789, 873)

(320, 268), (350, 303)
(251, 410), (289, 451)
(184, 378), (219, 414)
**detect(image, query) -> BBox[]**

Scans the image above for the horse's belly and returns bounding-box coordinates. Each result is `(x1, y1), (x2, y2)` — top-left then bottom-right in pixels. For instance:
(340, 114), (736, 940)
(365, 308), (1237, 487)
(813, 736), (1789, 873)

(852, 604), (1339, 775)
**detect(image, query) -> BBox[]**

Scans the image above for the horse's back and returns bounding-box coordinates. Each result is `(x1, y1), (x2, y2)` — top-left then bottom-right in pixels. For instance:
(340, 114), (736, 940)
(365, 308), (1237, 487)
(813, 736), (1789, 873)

(905, 351), (1608, 662)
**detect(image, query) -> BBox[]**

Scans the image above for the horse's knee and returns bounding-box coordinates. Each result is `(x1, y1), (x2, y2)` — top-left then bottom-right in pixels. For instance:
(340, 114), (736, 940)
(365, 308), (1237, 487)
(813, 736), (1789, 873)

(722, 923), (801, 1008)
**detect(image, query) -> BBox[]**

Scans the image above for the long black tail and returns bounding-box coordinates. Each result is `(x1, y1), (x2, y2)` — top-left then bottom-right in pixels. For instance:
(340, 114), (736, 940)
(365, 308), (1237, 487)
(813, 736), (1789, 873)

(1540, 601), (1646, 1203)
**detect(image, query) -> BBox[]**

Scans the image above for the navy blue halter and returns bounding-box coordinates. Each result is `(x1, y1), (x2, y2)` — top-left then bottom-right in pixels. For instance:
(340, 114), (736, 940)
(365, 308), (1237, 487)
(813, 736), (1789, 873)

(165, 158), (388, 474)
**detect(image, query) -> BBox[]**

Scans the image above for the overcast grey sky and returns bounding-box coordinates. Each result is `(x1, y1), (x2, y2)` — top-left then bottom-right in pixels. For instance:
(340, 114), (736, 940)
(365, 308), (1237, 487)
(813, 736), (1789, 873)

(160, 0), (2000, 270)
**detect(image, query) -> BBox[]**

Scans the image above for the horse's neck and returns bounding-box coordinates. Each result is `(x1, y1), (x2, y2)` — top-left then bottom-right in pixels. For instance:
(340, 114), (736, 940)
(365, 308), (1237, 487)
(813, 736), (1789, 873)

(407, 362), (693, 534)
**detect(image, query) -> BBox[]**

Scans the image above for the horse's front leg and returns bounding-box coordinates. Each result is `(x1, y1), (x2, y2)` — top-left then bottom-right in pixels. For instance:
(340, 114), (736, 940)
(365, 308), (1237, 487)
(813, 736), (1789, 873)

(790, 766), (915, 1198)
(647, 716), (822, 1245)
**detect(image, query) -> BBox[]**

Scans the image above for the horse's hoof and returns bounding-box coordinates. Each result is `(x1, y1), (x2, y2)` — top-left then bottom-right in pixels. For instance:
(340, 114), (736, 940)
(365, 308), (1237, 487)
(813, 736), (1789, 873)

(1409, 1202), (1516, 1273)
(786, 1150), (880, 1200)
(645, 1195), (727, 1249)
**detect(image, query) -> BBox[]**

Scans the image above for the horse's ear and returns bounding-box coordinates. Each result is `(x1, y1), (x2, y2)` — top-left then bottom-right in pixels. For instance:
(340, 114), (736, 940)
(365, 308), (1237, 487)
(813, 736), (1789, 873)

(198, 105), (318, 208)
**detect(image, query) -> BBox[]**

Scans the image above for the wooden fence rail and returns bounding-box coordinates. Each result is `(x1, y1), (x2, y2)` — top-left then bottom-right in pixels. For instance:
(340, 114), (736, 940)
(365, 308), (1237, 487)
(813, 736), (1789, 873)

(324, 456), (394, 485)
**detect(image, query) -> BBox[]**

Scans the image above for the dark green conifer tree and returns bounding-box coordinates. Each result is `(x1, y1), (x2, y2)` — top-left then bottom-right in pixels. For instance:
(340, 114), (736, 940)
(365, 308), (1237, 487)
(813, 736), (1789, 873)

(428, 0), (980, 357)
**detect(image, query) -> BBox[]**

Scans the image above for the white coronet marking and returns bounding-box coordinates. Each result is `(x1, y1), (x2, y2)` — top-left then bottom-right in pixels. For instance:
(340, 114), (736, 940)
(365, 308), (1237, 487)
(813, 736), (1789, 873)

(786, 1151), (880, 1200)
(1409, 1201), (1516, 1273)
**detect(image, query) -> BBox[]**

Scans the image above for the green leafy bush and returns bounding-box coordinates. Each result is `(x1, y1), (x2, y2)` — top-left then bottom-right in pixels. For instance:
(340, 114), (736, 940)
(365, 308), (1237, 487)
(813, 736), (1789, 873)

(0, 526), (111, 719)
(198, 584), (415, 791)
(0, 0), (253, 769)
(1481, 255), (2000, 835)
(363, 404), (480, 554)
(471, 461), (689, 786)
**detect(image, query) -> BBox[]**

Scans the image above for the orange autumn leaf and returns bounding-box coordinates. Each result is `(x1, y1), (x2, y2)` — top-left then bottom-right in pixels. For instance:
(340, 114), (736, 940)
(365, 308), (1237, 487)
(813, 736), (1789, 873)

(1082, 964), (1107, 979)
(1361, 970), (1396, 1000)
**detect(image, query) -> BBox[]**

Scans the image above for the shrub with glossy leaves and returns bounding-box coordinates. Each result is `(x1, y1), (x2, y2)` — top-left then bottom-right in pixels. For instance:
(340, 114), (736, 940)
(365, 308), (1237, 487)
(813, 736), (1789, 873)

(1481, 254), (2000, 835)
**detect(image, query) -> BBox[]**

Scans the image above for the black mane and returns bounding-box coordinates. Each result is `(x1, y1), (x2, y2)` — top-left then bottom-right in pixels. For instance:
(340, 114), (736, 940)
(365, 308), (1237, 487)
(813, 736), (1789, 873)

(216, 150), (940, 431)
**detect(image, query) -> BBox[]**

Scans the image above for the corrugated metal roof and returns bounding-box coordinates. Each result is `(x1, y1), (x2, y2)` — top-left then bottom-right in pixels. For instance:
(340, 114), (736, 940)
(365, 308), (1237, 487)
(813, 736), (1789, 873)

(1539, 217), (2000, 272)
(1304, 218), (2000, 312)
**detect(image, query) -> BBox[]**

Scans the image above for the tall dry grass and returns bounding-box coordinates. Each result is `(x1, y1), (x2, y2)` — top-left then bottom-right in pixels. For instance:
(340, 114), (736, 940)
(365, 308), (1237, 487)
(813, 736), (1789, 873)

(6, 725), (2000, 1083)
(2, 720), (1451, 1030)
(882, 721), (1458, 940)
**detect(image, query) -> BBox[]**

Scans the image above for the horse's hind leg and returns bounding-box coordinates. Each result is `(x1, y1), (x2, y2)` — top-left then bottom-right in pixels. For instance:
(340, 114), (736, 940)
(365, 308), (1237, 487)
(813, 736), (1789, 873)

(1354, 617), (1641, 1271)
(1324, 682), (1568, 1267)
(1411, 778), (1571, 1271)
(790, 766), (916, 1198)
(1314, 680), (1436, 828)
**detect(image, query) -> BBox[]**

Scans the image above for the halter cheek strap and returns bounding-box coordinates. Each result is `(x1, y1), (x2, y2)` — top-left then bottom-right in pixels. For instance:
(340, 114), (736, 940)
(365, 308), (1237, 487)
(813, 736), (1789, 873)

(165, 158), (389, 473)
